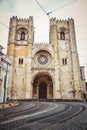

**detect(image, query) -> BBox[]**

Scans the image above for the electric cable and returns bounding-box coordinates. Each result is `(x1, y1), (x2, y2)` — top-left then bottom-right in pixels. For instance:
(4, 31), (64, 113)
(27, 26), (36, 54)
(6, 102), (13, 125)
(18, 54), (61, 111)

(35, 0), (79, 19)
(0, 21), (9, 29)
(34, 0), (52, 18)
(52, 0), (79, 13)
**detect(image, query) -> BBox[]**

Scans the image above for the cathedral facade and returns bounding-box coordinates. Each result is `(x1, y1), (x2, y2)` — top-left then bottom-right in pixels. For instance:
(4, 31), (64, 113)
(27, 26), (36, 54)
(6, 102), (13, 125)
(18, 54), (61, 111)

(7, 16), (83, 101)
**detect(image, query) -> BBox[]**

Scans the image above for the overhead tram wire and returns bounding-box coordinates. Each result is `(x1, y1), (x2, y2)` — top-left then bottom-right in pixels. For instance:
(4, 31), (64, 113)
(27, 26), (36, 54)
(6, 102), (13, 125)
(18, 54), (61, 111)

(0, 0), (86, 37)
(0, 21), (9, 29)
(34, 0), (52, 19)
(0, 0), (84, 28)
(34, 0), (79, 19)
(0, 21), (16, 30)
(52, 0), (79, 13)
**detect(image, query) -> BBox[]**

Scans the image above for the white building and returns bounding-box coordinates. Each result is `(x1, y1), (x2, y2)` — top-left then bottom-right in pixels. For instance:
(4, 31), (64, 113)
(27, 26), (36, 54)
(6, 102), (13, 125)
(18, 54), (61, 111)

(0, 45), (11, 103)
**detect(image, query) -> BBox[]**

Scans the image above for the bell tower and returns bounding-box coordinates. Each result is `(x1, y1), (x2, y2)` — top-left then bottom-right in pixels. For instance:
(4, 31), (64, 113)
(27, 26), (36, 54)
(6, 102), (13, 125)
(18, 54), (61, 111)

(49, 18), (83, 100)
(8, 16), (34, 44)
(7, 16), (34, 99)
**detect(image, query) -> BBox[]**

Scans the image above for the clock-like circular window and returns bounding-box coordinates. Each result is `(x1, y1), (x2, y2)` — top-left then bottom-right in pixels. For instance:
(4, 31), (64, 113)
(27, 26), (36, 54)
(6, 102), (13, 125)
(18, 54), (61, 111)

(34, 50), (52, 66)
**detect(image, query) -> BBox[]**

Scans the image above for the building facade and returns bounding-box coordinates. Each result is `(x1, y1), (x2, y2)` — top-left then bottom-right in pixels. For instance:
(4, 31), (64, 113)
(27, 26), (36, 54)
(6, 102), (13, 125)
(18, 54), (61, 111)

(7, 16), (83, 101)
(0, 45), (11, 103)
(80, 66), (87, 100)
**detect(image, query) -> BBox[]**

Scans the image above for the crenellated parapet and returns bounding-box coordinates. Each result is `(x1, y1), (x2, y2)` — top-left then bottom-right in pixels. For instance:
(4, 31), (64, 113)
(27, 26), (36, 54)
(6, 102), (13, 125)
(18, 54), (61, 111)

(10, 16), (33, 21)
(50, 17), (57, 26)
(8, 16), (34, 45)
(49, 17), (75, 45)
(68, 18), (74, 26)
(50, 17), (74, 27)
(10, 16), (33, 29)
(57, 19), (68, 23)
(33, 42), (49, 50)
(34, 42), (49, 45)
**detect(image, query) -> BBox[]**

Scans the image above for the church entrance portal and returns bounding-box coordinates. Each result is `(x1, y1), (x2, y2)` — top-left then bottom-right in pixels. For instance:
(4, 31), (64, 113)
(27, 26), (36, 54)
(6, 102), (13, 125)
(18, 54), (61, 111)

(33, 72), (53, 100)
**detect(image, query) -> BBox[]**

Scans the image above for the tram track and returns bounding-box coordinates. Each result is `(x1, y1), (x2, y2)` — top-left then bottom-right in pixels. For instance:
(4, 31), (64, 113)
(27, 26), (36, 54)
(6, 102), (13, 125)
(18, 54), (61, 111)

(13, 104), (84, 130)
(38, 105), (84, 130)
(0, 102), (48, 123)
(11, 103), (71, 130)
(0, 102), (66, 130)
(0, 102), (85, 130)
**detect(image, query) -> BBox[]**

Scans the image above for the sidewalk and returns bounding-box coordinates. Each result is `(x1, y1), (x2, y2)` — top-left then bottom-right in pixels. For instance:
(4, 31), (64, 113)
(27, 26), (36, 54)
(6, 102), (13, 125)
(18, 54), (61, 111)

(0, 101), (19, 109)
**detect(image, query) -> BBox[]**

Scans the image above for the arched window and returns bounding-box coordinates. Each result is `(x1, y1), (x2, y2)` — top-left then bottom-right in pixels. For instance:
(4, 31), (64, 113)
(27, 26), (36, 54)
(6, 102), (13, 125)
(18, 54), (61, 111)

(19, 58), (23, 65)
(60, 32), (65, 40)
(62, 58), (67, 65)
(21, 32), (25, 40)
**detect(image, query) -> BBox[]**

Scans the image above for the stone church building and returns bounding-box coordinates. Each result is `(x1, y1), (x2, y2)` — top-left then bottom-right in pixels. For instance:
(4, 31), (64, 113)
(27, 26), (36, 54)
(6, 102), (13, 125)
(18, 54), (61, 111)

(7, 16), (83, 101)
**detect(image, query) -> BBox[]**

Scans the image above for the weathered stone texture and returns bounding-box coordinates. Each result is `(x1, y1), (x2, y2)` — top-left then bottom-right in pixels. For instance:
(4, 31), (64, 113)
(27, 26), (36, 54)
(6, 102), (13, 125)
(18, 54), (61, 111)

(7, 16), (83, 101)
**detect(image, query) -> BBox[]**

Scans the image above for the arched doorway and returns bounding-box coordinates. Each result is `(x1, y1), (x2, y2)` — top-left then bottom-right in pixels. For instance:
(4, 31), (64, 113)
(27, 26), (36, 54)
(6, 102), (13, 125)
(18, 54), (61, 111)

(33, 72), (53, 100)
(39, 82), (47, 99)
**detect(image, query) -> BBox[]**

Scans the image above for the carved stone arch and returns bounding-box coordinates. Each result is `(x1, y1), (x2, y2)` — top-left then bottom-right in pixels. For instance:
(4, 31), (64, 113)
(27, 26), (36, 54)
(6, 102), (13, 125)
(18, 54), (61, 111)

(57, 26), (69, 40)
(32, 48), (54, 58)
(16, 27), (28, 41)
(57, 27), (67, 40)
(17, 27), (28, 34)
(59, 27), (66, 32)
(32, 71), (54, 83)
(32, 71), (54, 99)
(59, 27), (66, 40)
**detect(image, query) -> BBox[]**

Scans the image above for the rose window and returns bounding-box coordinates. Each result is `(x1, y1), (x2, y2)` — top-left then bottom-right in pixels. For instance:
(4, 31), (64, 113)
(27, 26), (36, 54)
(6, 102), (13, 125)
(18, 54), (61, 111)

(37, 54), (48, 65)
(34, 50), (52, 66)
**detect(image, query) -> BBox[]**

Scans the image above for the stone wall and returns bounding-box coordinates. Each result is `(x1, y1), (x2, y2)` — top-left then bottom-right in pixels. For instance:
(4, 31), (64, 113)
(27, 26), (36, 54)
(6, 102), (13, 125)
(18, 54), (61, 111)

(7, 17), (83, 101)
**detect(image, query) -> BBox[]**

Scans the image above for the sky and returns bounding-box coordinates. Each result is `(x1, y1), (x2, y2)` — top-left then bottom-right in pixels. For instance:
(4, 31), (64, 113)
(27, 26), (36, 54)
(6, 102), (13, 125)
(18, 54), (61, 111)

(0, 0), (87, 81)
